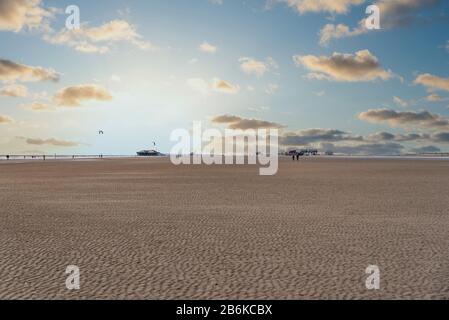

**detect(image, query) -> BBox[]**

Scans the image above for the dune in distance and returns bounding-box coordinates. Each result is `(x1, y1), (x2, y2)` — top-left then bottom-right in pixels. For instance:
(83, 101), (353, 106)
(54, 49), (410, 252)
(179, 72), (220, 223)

(0, 157), (448, 300)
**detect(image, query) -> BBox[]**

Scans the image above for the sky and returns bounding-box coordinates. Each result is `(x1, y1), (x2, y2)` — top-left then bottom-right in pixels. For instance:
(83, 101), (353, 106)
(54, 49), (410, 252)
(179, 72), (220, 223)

(1, 0), (449, 155)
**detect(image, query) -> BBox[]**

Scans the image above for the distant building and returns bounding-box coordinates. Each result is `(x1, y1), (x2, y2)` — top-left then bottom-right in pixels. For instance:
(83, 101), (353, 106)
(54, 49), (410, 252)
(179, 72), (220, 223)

(300, 148), (318, 156)
(285, 148), (319, 156)
(137, 150), (161, 157)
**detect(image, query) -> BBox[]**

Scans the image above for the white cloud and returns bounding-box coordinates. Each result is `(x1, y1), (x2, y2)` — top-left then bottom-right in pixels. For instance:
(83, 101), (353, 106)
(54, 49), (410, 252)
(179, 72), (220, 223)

(212, 78), (240, 94)
(16, 136), (80, 147)
(271, 0), (365, 14)
(359, 108), (449, 130)
(415, 73), (449, 92)
(0, 83), (28, 97)
(318, 0), (441, 45)
(248, 106), (270, 112)
(393, 96), (408, 107)
(0, 114), (14, 124)
(304, 72), (332, 81)
(319, 22), (366, 46)
(31, 91), (49, 100)
(187, 77), (239, 95)
(44, 19), (156, 54)
(199, 41), (218, 54)
(427, 93), (444, 102)
(212, 114), (284, 129)
(21, 101), (53, 111)
(0, 0), (55, 32)
(239, 57), (278, 77)
(0, 59), (59, 83)
(294, 50), (392, 82)
(53, 84), (113, 107)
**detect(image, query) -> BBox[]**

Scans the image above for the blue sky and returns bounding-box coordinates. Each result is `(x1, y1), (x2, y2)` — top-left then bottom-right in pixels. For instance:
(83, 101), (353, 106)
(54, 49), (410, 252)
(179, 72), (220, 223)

(1, 0), (449, 155)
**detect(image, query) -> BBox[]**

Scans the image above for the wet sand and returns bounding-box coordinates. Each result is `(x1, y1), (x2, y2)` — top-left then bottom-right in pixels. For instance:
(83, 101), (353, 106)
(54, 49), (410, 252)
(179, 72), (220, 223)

(0, 157), (448, 299)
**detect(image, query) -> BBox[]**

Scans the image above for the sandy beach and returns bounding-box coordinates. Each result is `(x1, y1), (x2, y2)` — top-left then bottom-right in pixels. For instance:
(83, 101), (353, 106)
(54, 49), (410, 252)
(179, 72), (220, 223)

(0, 157), (448, 299)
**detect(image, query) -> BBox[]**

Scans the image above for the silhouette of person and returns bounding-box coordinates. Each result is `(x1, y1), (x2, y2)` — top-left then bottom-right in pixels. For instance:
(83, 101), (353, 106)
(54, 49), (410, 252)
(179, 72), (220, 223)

(6, 155), (9, 160)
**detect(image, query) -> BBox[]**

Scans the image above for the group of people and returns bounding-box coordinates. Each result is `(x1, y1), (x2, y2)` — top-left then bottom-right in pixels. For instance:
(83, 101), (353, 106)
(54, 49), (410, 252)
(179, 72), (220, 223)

(4, 155), (104, 160)
(4, 155), (45, 160)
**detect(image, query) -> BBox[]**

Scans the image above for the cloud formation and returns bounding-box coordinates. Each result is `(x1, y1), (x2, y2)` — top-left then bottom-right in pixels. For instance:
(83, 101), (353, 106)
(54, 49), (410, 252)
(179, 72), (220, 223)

(393, 96), (408, 107)
(212, 78), (240, 94)
(21, 101), (53, 111)
(293, 50), (392, 82)
(0, 59), (59, 83)
(359, 108), (449, 129)
(319, 0), (441, 45)
(199, 41), (217, 53)
(44, 19), (155, 54)
(281, 129), (411, 155)
(0, 0), (54, 32)
(208, 115), (449, 154)
(411, 145), (441, 153)
(16, 136), (80, 147)
(53, 84), (112, 107)
(414, 73), (449, 92)
(280, 127), (449, 155)
(376, 0), (440, 27)
(368, 131), (449, 144)
(366, 131), (431, 142)
(319, 22), (366, 46)
(281, 128), (363, 145)
(239, 57), (278, 77)
(0, 83), (27, 97)
(432, 132), (449, 142)
(212, 114), (285, 130)
(426, 93), (444, 102)
(270, 0), (364, 14)
(321, 142), (405, 155)
(0, 114), (14, 124)
(187, 78), (240, 95)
